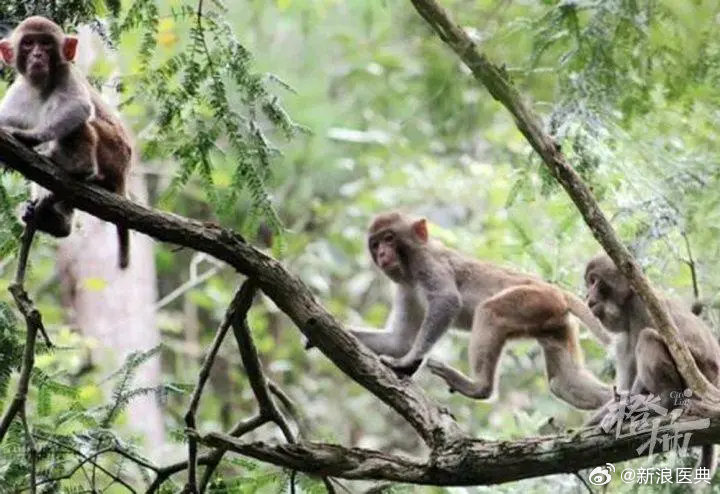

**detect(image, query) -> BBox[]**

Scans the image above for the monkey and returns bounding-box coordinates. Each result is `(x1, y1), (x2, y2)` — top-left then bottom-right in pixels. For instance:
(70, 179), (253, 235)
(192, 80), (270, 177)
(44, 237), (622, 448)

(349, 211), (613, 410)
(0, 16), (132, 269)
(584, 254), (720, 470)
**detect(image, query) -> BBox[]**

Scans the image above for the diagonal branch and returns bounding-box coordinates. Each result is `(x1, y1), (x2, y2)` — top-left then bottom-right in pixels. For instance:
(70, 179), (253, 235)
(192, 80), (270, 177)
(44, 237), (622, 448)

(406, 0), (720, 405)
(228, 285), (293, 442)
(0, 129), (461, 447)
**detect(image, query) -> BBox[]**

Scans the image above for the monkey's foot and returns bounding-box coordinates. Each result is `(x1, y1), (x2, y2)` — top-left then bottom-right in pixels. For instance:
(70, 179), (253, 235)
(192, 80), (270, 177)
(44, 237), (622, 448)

(379, 355), (423, 377)
(427, 359), (459, 393)
(427, 359), (492, 399)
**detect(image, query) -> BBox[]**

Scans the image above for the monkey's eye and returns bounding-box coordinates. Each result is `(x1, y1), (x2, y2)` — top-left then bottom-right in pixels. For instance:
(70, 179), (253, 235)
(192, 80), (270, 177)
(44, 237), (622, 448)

(369, 241), (379, 251)
(20, 38), (33, 47)
(383, 233), (394, 243)
(597, 280), (611, 297)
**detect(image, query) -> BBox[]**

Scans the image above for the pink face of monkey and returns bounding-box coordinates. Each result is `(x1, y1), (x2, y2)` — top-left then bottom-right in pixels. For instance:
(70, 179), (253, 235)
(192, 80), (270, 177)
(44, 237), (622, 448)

(367, 213), (428, 282)
(0, 16), (78, 88)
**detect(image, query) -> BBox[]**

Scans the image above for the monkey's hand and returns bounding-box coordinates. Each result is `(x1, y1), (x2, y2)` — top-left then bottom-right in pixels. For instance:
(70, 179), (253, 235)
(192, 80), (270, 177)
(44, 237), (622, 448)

(379, 355), (423, 377)
(20, 199), (39, 224)
(4, 127), (42, 147)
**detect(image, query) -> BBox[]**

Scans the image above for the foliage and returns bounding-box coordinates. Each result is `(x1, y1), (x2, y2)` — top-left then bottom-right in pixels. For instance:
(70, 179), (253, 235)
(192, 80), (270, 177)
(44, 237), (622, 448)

(0, 345), (182, 492)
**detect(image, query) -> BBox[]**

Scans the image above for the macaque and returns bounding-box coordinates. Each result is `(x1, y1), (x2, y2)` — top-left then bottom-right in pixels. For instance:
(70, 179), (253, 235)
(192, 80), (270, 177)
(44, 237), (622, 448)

(584, 254), (720, 469)
(0, 16), (132, 269)
(350, 212), (613, 410)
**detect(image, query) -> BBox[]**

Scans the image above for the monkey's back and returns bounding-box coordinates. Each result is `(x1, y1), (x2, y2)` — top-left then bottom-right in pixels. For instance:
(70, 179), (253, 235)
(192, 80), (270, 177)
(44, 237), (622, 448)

(431, 242), (554, 327)
(87, 87), (132, 193)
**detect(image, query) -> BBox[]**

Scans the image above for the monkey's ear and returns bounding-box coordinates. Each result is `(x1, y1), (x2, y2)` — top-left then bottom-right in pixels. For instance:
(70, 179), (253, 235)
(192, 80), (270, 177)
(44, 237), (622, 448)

(0, 39), (12, 65)
(412, 218), (428, 243)
(62, 36), (78, 61)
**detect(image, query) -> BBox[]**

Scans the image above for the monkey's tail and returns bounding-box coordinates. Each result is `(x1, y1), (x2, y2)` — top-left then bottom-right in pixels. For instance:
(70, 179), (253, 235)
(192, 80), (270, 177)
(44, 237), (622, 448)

(118, 225), (129, 269)
(564, 291), (612, 346)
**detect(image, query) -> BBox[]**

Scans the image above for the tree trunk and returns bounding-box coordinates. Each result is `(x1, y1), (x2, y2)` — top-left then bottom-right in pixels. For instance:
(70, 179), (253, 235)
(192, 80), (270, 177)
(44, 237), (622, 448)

(57, 174), (165, 456)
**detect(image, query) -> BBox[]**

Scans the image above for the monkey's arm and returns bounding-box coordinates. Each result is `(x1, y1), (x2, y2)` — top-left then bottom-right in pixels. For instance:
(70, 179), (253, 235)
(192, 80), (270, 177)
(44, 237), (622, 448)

(0, 80), (33, 128)
(382, 273), (461, 374)
(614, 335), (637, 391)
(349, 287), (424, 358)
(14, 88), (92, 146)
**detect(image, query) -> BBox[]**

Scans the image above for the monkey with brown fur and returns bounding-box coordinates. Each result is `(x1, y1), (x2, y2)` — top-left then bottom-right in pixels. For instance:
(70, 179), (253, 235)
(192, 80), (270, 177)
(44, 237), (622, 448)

(350, 211), (613, 410)
(0, 16), (132, 268)
(584, 254), (720, 469)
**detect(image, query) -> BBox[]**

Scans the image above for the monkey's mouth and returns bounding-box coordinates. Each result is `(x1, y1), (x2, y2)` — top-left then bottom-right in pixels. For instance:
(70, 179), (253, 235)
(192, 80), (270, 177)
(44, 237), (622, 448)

(27, 63), (49, 77)
(380, 260), (400, 271)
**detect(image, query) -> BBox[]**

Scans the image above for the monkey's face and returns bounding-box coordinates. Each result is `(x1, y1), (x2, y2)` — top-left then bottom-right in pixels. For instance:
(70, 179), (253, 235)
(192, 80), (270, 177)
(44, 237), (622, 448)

(585, 256), (633, 333)
(16, 33), (59, 84)
(368, 229), (406, 281)
(369, 230), (400, 270)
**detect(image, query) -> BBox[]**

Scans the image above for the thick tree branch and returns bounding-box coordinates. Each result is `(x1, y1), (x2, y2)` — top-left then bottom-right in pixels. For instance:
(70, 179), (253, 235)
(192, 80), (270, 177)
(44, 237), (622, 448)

(407, 0), (720, 404)
(0, 129), (461, 448)
(201, 417), (720, 486)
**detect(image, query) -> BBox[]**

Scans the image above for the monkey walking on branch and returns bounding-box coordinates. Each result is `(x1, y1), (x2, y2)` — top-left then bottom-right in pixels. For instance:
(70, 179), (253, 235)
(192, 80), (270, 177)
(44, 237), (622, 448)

(349, 211), (613, 410)
(0, 16), (133, 270)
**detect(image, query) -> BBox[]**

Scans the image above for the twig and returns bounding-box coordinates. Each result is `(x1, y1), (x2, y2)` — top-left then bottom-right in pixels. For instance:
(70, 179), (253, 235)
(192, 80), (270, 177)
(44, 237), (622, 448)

(229, 290), (293, 442)
(268, 381), (311, 438)
(20, 408), (36, 494)
(681, 232), (702, 315)
(0, 285), (42, 442)
(573, 472), (595, 494)
(183, 280), (255, 493)
(155, 254), (223, 309)
(38, 437), (136, 493)
(14, 223), (36, 287)
(13, 221), (52, 347)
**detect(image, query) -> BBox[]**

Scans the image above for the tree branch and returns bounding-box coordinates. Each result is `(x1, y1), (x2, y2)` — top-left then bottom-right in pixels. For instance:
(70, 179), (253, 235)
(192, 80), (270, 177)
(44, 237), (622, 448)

(183, 283), (255, 493)
(0, 129), (461, 447)
(0, 284), (43, 442)
(406, 0), (720, 404)
(201, 417), (720, 486)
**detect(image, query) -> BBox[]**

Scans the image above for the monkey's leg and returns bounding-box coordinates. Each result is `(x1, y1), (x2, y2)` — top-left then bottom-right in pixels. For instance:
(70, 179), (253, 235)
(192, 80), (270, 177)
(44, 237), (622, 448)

(633, 328), (683, 411)
(24, 193), (74, 238)
(428, 310), (507, 399)
(349, 327), (415, 358)
(539, 335), (613, 410)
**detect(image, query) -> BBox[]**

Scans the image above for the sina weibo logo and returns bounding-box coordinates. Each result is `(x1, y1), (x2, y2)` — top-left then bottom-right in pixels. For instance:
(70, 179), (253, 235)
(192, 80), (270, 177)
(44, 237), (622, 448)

(588, 463), (615, 485)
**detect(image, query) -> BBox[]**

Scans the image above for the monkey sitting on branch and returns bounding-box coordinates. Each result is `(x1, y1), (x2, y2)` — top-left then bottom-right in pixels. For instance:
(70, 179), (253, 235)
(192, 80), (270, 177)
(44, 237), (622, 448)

(349, 211), (613, 410)
(0, 16), (133, 269)
(584, 254), (720, 468)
